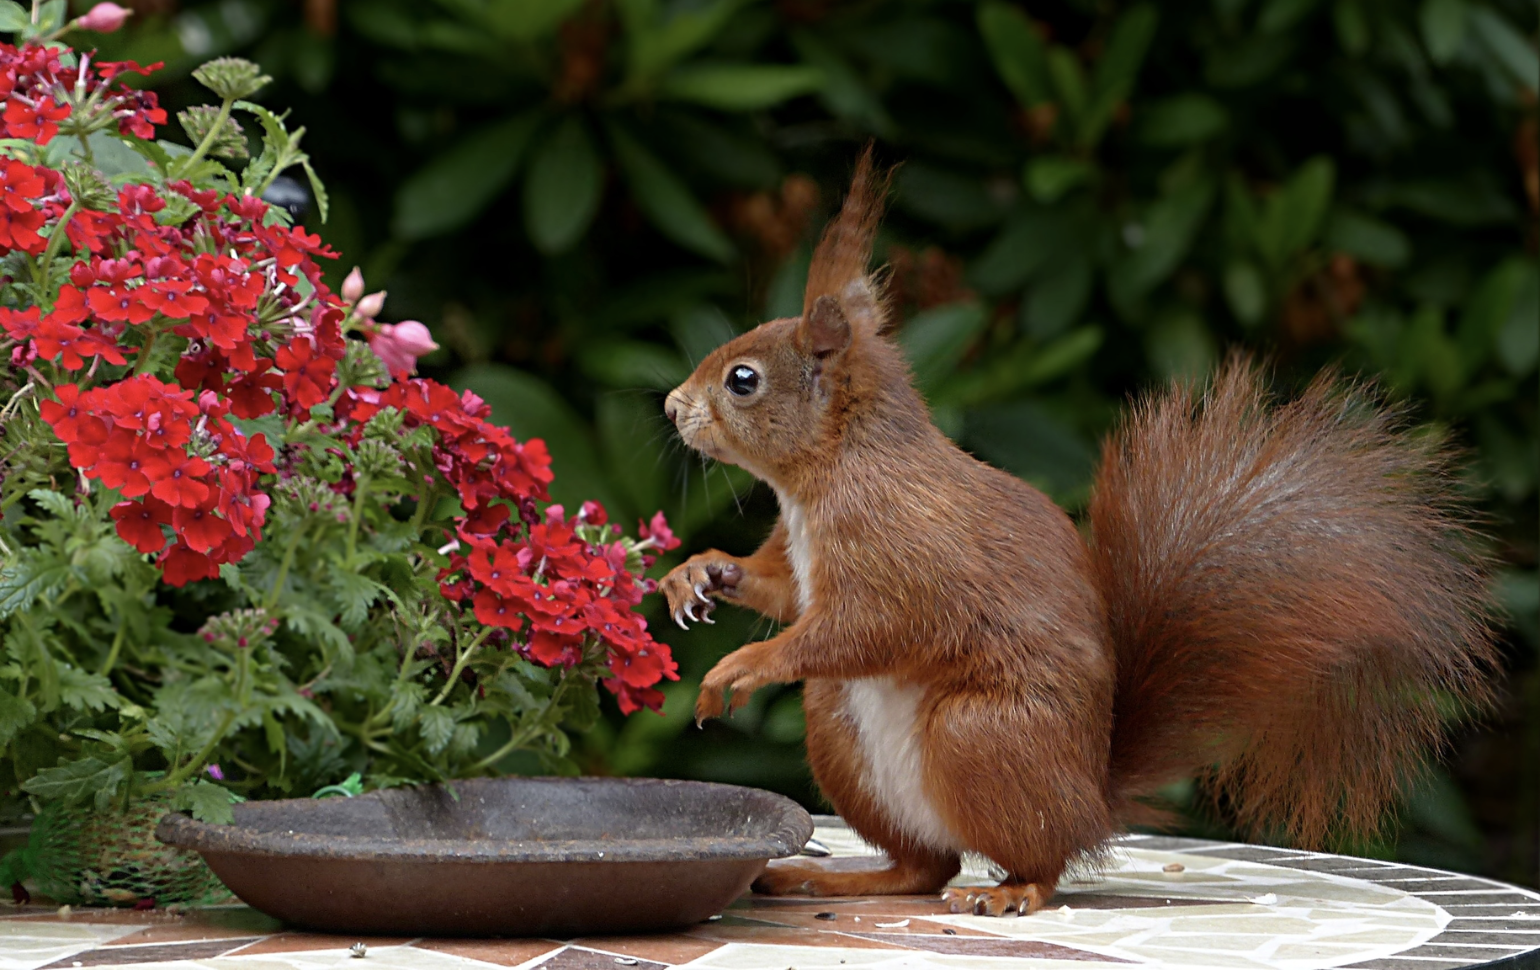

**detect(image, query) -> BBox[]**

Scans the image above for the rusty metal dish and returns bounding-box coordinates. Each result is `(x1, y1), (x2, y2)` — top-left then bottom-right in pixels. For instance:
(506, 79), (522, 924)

(155, 776), (813, 937)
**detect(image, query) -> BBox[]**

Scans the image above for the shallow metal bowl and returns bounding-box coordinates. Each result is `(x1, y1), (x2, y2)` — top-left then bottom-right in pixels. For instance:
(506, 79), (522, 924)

(155, 776), (813, 937)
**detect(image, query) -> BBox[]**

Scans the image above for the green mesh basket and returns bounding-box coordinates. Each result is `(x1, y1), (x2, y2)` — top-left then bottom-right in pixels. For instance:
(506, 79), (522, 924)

(12, 796), (229, 907)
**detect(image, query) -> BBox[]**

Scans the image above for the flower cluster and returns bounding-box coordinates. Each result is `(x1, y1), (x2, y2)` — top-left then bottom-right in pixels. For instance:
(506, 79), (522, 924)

(0, 42), (162, 145)
(0, 43), (678, 711)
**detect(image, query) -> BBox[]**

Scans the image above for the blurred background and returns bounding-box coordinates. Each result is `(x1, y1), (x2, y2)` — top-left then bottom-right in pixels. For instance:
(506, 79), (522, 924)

(91, 0), (1535, 887)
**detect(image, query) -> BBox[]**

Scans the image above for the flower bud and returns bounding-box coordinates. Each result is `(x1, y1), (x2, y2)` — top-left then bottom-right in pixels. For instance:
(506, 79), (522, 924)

(580, 500), (607, 525)
(191, 57), (272, 101)
(368, 320), (439, 376)
(355, 290), (386, 320)
(76, 2), (130, 32)
(341, 267), (365, 304)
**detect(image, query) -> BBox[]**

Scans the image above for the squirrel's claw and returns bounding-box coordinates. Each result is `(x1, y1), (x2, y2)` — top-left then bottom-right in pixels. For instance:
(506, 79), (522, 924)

(673, 607), (689, 630)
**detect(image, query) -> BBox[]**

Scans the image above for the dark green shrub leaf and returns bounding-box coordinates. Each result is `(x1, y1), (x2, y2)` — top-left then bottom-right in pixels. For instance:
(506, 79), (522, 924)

(901, 302), (988, 391)
(1334, 0), (1372, 54)
(486, 0), (584, 42)
(1496, 264), (1539, 376)
(963, 401), (1093, 501)
(58, 666), (119, 713)
(1259, 0), (1323, 33)
(1325, 209), (1410, 267)
(1466, 6), (1538, 95)
(977, 1), (1052, 107)
(1139, 94), (1228, 146)
(1047, 48), (1088, 121)
(898, 163), (1012, 229)
(577, 339), (689, 391)
(523, 116), (604, 254)
(1146, 311), (1217, 381)
(609, 125), (734, 262)
(1023, 254), (1093, 338)
(0, 691), (35, 748)
(1109, 178), (1216, 304)
(1207, 33), (1294, 87)
(660, 64), (823, 110)
(971, 203), (1083, 295)
(393, 111), (543, 240)
(1081, 4), (1158, 144)
(1223, 260), (1268, 327)
(1256, 157), (1334, 268)
(419, 707), (455, 755)
(1419, 0), (1468, 64)
(1025, 156), (1094, 203)
(620, 0), (748, 86)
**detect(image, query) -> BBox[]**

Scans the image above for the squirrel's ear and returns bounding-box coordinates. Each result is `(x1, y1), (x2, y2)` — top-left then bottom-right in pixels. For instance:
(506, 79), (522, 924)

(804, 145), (893, 336)
(798, 295), (852, 358)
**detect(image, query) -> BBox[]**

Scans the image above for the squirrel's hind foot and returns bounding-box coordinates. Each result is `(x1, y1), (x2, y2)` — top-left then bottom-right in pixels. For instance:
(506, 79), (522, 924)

(753, 856), (956, 897)
(942, 881), (1052, 917)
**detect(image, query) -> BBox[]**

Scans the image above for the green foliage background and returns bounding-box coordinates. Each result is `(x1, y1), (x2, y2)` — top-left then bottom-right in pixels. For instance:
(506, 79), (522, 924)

(93, 0), (1536, 886)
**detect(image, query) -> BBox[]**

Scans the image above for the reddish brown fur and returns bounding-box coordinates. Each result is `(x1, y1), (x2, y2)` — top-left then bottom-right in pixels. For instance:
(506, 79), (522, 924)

(659, 153), (1496, 914)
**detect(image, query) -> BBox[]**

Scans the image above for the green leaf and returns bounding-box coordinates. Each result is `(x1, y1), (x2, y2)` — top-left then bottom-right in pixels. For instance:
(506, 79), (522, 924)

(660, 64), (823, 111)
(1139, 94), (1228, 146)
(620, 0), (748, 87)
(393, 111), (544, 240)
(28, 488), (76, 521)
(1496, 264), (1539, 376)
(1419, 0), (1467, 64)
(1108, 177), (1216, 305)
(1023, 254), (1093, 339)
(1467, 6), (1538, 95)
(897, 163), (1011, 230)
(1081, 4), (1158, 145)
(326, 571), (395, 630)
(58, 666), (120, 713)
(1256, 156), (1334, 268)
(1146, 310), (1218, 382)
(0, 690), (35, 747)
(1223, 260), (1268, 327)
(23, 756), (131, 809)
(1325, 209), (1410, 267)
(1258, 0), (1323, 33)
(1024, 156), (1094, 203)
(1334, 0), (1371, 55)
(576, 339), (689, 391)
(419, 706), (455, 754)
(900, 302), (989, 392)
(0, 551), (72, 619)
(485, 0), (585, 42)
(608, 125), (734, 262)
(523, 116), (603, 255)
(1047, 48), (1088, 122)
(1456, 258), (1528, 377)
(971, 203), (1088, 295)
(963, 402), (1093, 502)
(176, 780), (240, 824)
(977, 1), (1052, 107)
(0, 1), (29, 32)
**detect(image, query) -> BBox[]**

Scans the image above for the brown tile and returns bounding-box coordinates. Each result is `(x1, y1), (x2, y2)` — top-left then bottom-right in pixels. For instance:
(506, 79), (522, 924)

(571, 934), (722, 965)
(104, 921), (271, 946)
(416, 938), (566, 967)
(224, 931), (414, 955)
(38, 938), (259, 967)
(533, 946), (667, 970)
(847, 933), (1138, 962)
(1053, 892), (1236, 910)
(684, 924), (895, 950)
(766, 910), (1001, 938)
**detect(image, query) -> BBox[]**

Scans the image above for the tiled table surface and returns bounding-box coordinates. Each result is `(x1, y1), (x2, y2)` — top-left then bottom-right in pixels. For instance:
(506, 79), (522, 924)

(2, 817), (1538, 970)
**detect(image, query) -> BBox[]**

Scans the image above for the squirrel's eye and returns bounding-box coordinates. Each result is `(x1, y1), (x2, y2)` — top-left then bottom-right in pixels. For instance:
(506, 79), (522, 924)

(726, 365), (760, 397)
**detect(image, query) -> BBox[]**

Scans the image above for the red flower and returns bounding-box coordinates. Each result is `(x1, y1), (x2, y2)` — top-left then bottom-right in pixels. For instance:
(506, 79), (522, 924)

(143, 449), (211, 508)
(1, 95), (68, 143)
(159, 543), (217, 587)
(93, 433), (155, 498)
(111, 499), (171, 554)
(275, 337), (334, 410)
(172, 498), (232, 552)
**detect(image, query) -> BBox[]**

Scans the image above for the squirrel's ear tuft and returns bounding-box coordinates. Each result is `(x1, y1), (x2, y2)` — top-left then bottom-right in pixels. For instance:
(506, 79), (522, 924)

(804, 144), (893, 336)
(798, 295), (852, 358)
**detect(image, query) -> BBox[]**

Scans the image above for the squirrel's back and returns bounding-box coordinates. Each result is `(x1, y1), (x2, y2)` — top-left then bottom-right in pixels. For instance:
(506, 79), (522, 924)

(1091, 357), (1497, 845)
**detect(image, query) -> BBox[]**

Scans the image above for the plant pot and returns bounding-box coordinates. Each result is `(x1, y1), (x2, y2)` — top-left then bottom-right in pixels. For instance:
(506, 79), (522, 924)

(18, 795), (229, 907)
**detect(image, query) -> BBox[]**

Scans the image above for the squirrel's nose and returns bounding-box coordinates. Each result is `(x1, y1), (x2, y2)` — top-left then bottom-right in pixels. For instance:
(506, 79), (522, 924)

(664, 388), (685, 426)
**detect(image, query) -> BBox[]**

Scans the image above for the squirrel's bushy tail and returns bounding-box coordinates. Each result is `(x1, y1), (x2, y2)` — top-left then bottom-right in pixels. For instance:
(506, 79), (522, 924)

(1091, 355), (1497, 847)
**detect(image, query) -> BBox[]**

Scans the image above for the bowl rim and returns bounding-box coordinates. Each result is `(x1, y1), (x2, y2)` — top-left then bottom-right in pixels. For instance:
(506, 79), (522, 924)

(155, 776), (814, 865)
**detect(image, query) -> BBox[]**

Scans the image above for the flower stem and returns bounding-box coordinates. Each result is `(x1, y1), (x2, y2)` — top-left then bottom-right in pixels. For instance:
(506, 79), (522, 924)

(161, 711), (236, 789)
(184, 97), (236, 169)
(98, 623), (125, 677)
(264, 525), (306, 611)
(429, 627), (492, 707)
(344, 475), (370, 566)
(468, 667), (575, 773)
(36, 200), (79, 295)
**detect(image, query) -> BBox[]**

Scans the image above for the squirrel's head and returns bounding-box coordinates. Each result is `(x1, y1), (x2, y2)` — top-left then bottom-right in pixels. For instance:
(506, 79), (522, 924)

(664, 149), (898, 492)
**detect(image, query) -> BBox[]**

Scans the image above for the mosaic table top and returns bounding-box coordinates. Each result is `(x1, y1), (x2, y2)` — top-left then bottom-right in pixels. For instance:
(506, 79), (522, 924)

(2, 816), (1538, 970)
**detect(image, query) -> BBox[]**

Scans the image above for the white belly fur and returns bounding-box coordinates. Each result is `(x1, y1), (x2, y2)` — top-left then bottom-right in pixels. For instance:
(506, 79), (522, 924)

(777, 493), (960, 853)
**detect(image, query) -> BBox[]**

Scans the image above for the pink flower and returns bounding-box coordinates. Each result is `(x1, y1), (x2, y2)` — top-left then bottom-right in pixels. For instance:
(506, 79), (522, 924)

(205, 763), (225, 781)
(341, 267), (364, 304)
(355, 290), (385, 319)
(369, 320), (438, 376)
(76, 2), (131, 32)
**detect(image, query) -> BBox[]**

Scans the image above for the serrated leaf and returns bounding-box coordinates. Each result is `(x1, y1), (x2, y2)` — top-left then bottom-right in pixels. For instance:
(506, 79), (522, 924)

(299, 158), (329, 224)
(326, 570), (395, 630)
(523, 116), (602, 254)
(176, 780), (240, 824)
(22, 755), (131, 808)
(0, 689), (35, 747)
(418, 706), (455, 754)
(0, 551), (72, 619)
(58, 665), (120, 712)
(608, 125), (734, 262)
(27, 489), (76, 521)
(391, 681), (426, 733)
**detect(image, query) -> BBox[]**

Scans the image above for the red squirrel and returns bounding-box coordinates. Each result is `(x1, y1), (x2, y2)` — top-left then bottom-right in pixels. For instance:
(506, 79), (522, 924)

(660, 150), (1496, 916)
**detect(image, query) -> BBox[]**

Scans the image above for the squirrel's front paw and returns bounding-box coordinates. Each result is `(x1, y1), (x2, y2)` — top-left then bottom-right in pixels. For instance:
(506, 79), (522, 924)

(695, 644), (772, 724)
(661, 556), (743, 629)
